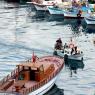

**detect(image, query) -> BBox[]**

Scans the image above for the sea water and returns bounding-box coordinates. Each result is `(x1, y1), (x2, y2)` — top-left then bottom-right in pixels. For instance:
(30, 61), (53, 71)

(0, 1), (95, 95)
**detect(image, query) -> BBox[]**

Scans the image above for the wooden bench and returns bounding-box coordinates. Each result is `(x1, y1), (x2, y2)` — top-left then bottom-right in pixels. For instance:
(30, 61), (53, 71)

(13, 80), (26, 92)
(0, 79), (14, 90)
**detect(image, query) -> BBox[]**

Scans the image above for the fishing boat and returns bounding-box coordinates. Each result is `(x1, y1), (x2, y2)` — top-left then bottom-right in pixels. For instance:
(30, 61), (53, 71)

(31, 2), (53, 11)
(54, 49), (83, 61)
(84, 13), (95, 24)
(67, 6), (90, 18)
(48, 6), (65, 15)
(48, 5), (89, 18)
(53, 38), (83, 61)
(47, 2), (72, 15)
(27, 0), (61, 12)
(0, 55), (64, 95)
(63, 9), (85, 18)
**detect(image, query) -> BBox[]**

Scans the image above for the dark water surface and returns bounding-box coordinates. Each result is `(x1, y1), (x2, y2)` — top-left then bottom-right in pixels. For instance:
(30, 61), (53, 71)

(0, 1), (95, 95)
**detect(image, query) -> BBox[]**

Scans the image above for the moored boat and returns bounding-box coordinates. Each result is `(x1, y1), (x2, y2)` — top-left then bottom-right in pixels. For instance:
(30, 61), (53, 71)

(64, 8), (89, 18)
(0, 55), (64, 95)
(31, 2), (53, 11)
(53, 38), (83, 61)
(47, 2), (72, 15)
(84, 13), (95, 24)
(63, 9), (84, 18)
(48, 4), (90, 18)
(48, 6), (65, 15)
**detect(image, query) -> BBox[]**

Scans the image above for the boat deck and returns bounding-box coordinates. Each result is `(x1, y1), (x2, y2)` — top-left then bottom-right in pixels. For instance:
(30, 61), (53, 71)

(0, 56), (64, 95)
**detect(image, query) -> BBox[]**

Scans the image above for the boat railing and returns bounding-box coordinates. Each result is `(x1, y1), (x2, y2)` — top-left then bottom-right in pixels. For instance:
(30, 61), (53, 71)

(0, 66), (23, 86)
(22, 63), (64, 95)
(0, 91), (21, 95)
(0, 58), (64, 95)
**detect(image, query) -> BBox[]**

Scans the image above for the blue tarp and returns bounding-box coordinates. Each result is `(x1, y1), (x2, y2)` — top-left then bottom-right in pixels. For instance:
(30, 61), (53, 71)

(81, 6), (90, 11)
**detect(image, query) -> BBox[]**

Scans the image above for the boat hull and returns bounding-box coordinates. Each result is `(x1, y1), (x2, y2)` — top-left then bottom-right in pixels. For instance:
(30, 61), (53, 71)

(48, 6), (64, 15)
(29, 74), (57, 95)
(54, 50), (83, 61)
(48, 6), (88, 18)
(68, 54), (83, 61)
(84, 17), (95, 24)
(34, 4), (47, 11)
(32, 2), (53, 11)
(63, 12), (84, 18)
(0, 56), (64, 95)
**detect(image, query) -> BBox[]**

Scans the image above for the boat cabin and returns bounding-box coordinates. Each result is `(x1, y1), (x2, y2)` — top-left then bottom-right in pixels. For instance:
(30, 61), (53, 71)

(0, 56), (63, 95)
(16, 61), (55, 82)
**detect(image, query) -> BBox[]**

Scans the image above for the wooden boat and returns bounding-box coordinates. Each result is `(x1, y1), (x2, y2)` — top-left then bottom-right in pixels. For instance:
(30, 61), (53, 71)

(0, 55), (64, 95)
(53, 39), (83, 61)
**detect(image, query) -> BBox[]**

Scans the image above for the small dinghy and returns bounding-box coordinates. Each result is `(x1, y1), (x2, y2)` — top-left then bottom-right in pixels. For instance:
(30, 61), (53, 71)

(53, 38), (83, 61)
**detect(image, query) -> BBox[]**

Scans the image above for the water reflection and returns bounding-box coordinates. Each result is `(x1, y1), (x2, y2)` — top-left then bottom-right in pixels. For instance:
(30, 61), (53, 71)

(65, 59), (85, 77)
(85, 25), (95, 33)
(28, 10), (86, 38)
(44, 84), (64, 95)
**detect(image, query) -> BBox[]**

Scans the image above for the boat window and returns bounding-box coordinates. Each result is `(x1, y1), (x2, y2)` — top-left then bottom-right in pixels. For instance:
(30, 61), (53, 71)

(18, 74), (25, 80)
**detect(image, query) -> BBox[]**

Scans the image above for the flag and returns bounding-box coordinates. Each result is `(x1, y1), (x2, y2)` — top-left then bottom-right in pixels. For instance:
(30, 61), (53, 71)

(32, 51), (36, 63)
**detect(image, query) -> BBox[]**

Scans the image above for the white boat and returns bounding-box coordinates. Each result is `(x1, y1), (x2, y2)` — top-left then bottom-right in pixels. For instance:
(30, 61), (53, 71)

(32, 2), (52, 11)
(63, 8), (90, 18)
(53, 39), (83, 61)
(54, 49), (83, 61)
(0, 55), (64, 95)
(63, 10), (84, 18)
(28, 1), (57, 11)
(48, 6), (65, 15)
(48, 6), (89, 18)
(84, 14), (95, 24)
(47, 2), (72, 15)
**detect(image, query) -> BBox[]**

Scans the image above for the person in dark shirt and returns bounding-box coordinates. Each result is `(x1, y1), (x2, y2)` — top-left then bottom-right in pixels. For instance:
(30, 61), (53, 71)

(56, 38), (62, 44)
(55, 38), (63, 50)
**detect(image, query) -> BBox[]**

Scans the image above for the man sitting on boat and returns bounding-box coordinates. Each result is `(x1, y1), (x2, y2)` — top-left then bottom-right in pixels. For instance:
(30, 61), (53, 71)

(77, 10), (82, 18)
(55, 38), (63, 50)
(68, 37), (75, 49)
(68, 38), (80, 55)
(71, 46), (81, 55)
